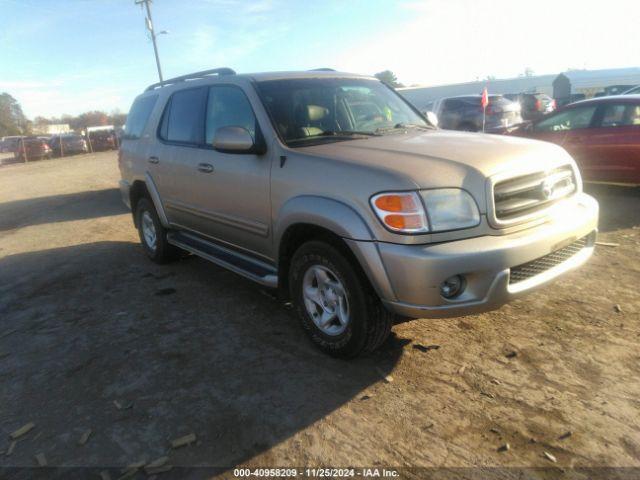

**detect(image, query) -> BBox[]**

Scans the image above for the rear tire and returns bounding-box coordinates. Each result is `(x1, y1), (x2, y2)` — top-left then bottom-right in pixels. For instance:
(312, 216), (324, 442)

(135, 198), (179, 264)
(289, 241), (393, 357)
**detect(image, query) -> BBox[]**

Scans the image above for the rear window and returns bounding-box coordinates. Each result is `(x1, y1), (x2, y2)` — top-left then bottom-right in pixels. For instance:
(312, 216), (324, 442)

(488, 96), (512, 107)
(124, 95), (158, 140)
(445, 96), (512, 109)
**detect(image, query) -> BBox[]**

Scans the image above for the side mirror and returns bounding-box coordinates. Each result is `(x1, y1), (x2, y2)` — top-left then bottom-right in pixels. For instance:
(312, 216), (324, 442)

(213, 126), (256, 154)
(425, 111), (438, 127)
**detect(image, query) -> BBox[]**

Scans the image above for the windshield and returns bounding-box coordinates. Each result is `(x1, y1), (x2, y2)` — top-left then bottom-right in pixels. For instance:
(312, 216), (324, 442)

(255, 78), (429, 146)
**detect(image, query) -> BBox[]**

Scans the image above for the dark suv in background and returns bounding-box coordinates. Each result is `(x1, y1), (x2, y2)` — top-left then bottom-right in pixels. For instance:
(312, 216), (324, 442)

(88, 130), (118, 151)
(504, 93), (555, 121)
(48, 134), (88, 156)
(433, 95), (522, 132)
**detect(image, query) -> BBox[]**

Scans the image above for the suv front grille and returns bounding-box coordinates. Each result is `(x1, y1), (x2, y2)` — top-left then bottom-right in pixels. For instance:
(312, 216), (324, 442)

(494, 166), (576, 222)
(509, 235), (588, 284)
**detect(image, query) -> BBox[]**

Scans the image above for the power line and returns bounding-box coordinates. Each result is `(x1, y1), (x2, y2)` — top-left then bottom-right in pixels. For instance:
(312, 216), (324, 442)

(134, 0), (164, 84)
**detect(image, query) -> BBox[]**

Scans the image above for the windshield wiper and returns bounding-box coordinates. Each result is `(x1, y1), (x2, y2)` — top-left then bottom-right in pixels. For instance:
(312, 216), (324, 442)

(377, 123), (433, 133)
(287, 130), (382, 146)
(316, 130), (382, 137)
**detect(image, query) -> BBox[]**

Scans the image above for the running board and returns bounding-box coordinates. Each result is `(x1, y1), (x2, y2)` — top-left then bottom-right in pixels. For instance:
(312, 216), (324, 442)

(167, 231), (278, 288)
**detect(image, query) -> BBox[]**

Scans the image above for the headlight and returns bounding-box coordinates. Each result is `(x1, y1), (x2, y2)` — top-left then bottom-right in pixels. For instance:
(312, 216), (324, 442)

(371, 189), (480, 234)
(420, 188), (480, 232)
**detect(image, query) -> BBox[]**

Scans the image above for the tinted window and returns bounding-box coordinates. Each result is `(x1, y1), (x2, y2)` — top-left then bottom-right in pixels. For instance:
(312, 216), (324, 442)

(488, 96), (513, 108)
(599, 104), (640, 127)
(533, 106), (597, 132)
(124, 95), (158, 140)
(164, 87), (207, 144)
(205, 86), (257, 144)
(443, 99), (465, 110)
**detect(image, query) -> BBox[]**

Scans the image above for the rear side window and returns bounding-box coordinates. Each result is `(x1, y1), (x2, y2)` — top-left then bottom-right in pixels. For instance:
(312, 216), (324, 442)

(161, 87), (207, 144)
(599, 104), (640, 127)
(205, 86), (257, 144)
(534, 106), (597, 132)
(124, 95), (158, 140)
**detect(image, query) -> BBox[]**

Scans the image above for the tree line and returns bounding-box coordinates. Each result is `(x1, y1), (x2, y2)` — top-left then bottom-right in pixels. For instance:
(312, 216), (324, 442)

(0, 92), (127, 137)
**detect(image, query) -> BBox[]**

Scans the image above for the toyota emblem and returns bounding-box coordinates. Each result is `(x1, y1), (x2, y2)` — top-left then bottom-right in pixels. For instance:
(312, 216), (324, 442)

(541, 179), (554, 200)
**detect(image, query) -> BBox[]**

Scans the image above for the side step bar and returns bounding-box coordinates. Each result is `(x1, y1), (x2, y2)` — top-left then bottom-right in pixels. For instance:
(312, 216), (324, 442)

(167, 231), (278, 288)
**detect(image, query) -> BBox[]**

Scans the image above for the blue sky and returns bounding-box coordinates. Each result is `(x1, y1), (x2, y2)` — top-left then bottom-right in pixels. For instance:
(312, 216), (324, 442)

(1, 0), (638, 118)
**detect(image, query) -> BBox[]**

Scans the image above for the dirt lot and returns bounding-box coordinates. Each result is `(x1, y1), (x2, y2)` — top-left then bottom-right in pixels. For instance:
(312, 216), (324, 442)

(0, 152), (639, 479)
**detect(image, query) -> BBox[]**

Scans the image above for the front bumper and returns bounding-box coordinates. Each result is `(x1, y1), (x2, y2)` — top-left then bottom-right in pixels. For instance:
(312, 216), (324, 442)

(364, 193), (599, 319)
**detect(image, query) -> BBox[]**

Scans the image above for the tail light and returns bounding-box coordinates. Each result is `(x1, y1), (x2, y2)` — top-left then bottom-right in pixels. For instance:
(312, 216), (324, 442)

(535, 99), (542, 111)
(550, 99), (556, 110)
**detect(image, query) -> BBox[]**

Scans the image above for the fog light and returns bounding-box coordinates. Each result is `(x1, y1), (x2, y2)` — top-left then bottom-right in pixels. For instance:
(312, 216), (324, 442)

(440, 275), (465, 299)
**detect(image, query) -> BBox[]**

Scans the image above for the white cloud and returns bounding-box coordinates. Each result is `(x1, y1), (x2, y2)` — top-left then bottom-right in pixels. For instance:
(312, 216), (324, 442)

(167, 0), (288, 74)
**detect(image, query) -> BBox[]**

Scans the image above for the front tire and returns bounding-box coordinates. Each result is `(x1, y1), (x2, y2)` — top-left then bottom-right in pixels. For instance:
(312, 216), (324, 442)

(135, 198), (179, 264)
(289, 241), (393, 357)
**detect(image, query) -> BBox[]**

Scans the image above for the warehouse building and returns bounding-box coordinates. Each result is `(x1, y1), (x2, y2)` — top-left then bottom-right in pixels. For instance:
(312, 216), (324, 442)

(398, 67), (640, 112)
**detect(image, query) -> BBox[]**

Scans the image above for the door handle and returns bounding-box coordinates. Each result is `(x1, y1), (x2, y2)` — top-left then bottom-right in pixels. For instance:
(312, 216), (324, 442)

(148, 156), (159, 164)
(197, 163), (214, 173)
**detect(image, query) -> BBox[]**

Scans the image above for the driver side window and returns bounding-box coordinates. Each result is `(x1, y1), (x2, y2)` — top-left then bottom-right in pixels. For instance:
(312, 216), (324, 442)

(534, 106), (596, 132)
(205, 86), (257, 145)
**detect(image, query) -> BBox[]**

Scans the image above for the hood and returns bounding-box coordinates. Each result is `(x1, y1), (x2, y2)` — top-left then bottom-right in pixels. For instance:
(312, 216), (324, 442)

(298, 129), (575, 211)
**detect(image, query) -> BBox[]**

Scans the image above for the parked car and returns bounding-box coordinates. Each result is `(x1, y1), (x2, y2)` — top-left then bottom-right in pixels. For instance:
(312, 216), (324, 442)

(0, 136), (25, 153)
(432, 95), (522, 132)
(87, 130), (117, 151)
(509, 95), (640, 184)
(119, 68), (598, 357)
(567, 93), (586, 104)
(623, 85), (640, 95)
(48, 134), (88, 156)
(504, 93), (555, 121)
(603, 85), (635, 96)
(14, 136), (52, 161)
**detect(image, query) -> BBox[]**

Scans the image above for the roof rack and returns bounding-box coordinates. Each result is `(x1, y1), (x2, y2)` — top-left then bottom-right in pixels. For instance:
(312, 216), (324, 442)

(145, 67), (236, 91)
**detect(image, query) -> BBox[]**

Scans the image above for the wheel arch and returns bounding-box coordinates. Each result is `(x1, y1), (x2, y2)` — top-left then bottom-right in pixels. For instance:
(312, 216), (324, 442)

(129, 173), (170, 228)
(275, 196), (394, 302)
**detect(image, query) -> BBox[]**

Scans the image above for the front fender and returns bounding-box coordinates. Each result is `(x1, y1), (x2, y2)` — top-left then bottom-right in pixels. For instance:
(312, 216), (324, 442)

(274, 196), (397, 303)
(275, 195), (374, 247)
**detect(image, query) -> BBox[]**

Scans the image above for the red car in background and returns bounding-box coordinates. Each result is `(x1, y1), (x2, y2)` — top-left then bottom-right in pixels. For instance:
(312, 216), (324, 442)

(509, 95), (640, 184)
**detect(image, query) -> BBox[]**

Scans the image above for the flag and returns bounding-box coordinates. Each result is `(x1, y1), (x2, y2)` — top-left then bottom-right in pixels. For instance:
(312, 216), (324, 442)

(481, 87), (489, 110)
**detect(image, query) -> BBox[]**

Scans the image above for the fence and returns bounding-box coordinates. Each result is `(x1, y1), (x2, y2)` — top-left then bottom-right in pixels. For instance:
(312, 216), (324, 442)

(1, 130), (121, 165)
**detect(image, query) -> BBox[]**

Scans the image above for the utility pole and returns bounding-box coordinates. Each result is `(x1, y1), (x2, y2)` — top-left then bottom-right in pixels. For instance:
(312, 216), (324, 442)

(135, 0), (164, 84)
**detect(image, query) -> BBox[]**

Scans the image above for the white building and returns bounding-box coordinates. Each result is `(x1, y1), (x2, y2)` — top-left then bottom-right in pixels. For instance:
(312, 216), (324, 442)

(398, 67), (640, 112)
(35, 124), (71, 135)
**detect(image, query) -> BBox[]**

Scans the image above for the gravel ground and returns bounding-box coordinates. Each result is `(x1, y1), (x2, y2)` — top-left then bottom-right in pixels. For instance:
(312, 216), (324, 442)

(0, 152), (638, 479)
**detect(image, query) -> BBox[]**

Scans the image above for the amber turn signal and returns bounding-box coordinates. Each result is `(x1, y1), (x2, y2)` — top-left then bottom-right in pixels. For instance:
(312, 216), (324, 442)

(370, 192), (429, 233)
